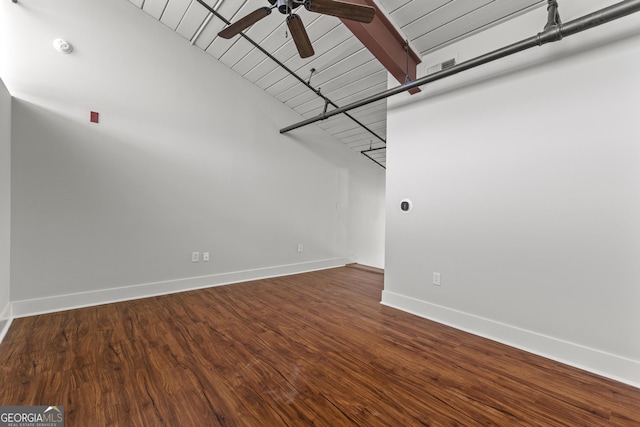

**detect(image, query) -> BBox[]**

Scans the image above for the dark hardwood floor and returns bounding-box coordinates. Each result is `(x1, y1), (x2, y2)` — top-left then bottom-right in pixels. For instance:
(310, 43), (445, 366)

(1, 266), (639, 426)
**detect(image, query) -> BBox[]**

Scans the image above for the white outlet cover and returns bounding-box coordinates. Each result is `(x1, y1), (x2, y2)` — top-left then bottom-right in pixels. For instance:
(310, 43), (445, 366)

(433, 272), (441, 286)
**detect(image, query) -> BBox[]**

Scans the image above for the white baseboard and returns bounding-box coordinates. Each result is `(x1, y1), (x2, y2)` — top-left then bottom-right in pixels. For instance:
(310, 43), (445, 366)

(11, 258), (350, 318)
(381, 290), (640, 389)
(0, 301), (12, 343)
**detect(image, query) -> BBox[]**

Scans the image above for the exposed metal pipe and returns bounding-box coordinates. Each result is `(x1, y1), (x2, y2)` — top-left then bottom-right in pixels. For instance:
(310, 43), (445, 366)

(544, 0), (562, 31)
(280, 0), (640, 134)
(191, 13), (214, 45)
(361, 146), (386, 169)
(195, 0), (386, 145)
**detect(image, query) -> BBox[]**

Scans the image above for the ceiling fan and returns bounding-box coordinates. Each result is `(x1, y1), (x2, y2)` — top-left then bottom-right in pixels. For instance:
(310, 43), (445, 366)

(218, 0), (376, 59)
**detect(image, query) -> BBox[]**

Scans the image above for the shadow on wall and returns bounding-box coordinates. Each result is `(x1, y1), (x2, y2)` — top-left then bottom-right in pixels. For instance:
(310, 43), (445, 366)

(9, 98), (345, 300)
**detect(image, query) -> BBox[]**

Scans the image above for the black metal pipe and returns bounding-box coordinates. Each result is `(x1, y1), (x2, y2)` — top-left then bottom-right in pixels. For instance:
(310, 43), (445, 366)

(361, 152), (386, 169)
(280, 0), (640, 134)
(560, 0), (640, 36)
(195, 0), (386, 145)
(361, 146), (387, 153)
(360, 146), (387, 169)
(280, 36), (541, 133)
(545, 1), (561, 31)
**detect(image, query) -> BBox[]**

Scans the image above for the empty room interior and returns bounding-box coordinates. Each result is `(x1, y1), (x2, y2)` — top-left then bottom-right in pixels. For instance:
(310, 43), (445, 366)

(1, 0), (640, 424)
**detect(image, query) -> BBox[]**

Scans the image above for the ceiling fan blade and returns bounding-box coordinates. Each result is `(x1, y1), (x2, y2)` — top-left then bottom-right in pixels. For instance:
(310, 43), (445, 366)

(308, 0), (375, 24)
(287, 14), (315, 59)
(218, 7), (272, 39)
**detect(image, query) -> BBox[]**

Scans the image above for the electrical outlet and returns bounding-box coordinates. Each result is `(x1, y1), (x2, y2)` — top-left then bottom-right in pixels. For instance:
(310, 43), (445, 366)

(203, 252), (210, 262)
(192, 252), (200, 263)
(433, 272), (441, 286)
(297, 244), (304, 253)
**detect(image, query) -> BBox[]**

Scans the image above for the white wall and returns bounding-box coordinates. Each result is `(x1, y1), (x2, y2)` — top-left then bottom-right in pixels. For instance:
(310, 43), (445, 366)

(0, 78), (11, 338)
(384, 0), (640, 386)
(0, 0), (384, 315)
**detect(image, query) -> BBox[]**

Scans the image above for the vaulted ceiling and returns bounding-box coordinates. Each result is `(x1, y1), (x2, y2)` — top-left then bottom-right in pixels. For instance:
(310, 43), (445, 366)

(128, 0), (545, 168)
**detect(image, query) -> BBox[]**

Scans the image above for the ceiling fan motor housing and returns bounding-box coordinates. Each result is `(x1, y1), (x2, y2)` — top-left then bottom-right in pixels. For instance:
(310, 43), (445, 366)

(271, 0), (303, 14)
(221, 0), (375, 59)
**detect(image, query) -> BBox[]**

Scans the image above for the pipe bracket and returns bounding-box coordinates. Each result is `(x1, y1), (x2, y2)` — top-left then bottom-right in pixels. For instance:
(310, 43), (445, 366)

(319, 98), (330, 119)
(536, 27), (563, 46)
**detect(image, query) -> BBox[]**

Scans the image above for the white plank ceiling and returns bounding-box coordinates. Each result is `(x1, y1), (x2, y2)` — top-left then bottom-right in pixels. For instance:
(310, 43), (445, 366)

(129, 0), (546, 168)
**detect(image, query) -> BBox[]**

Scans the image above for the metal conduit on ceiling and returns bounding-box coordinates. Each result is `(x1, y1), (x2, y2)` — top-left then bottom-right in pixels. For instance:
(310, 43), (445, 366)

(280, 0), (640, 134)
(195, 0), (387, 169)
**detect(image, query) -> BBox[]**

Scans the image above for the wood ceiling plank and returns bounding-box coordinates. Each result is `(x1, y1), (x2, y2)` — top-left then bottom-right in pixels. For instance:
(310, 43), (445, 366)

(290, 55), (379, 111)
(256, 64), (295, 90)
(219, 16), (287, 68)
(218, 37), (258, 69)
(129, 0), (144, 8)
(390, 0), (450, 28)
(320, 113), (386, 136)
(282, 47), (372, 109)
(302, 81), (386, 118)
(241, 28), (297, 82)
(232, 22), (289, 76)
(328, 124), (367, 138)
(142, 0), (169, 20)
(339, 122), (387, 139)
(206, 36), (240, 60)
(206, 1), (274, 59)
(296, 99), (326, 118)
(320, 108), (386, 130)
(321, 70), (387, 108)
(377, 0), (412, 15)
(233, 53), (271, 77)
(267, 26), (352, 97)
(314, 113), (354, 130)
(340, 136), (386, 151)
(347, 101), (388, 124)
(401, 0), (494, 42)
(316, 100), (387, 130)
(160, 0), (192, 30)
(318, 112), (372, 132)
(283, 90), (324, 111)
(223, 18), (291, 70)
(256, 15), (338, 90)
(348, 140), (386, 151)
(325, 122), (387, 144)
(294, 60), (383, 114)
(176, 1), (211, 40)
(414, 0), (545, 54)
(333, 123), (386, 140)
(275, 37), (363, 103)
(194, 0), (250, 50)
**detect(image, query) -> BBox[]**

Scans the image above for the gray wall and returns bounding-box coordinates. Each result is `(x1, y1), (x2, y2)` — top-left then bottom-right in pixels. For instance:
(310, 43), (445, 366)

(1, 0), (385, 314)
(0, 78), (10, 336)
(384, 0), (640, 386)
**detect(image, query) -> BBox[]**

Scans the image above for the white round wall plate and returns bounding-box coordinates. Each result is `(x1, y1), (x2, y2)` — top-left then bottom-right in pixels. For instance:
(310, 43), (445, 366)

(53, 39), (73, 54)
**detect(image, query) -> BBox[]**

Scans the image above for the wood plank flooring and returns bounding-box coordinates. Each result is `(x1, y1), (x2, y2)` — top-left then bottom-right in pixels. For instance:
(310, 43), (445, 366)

(1, 266), (639, 426)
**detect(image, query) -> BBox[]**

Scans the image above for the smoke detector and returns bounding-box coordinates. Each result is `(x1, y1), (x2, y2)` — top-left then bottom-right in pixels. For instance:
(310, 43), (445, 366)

(53, 39), (73, 54)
